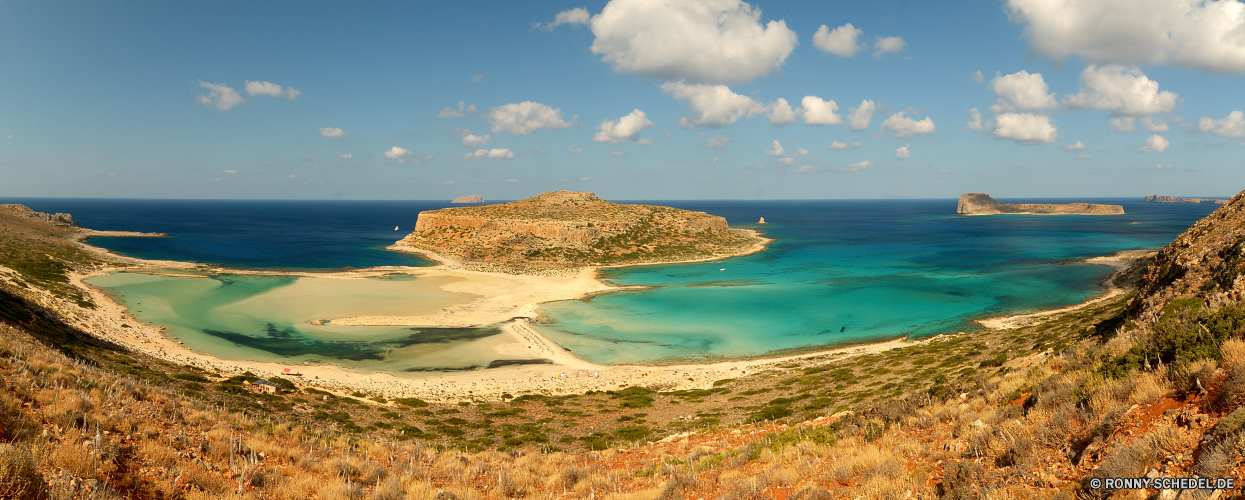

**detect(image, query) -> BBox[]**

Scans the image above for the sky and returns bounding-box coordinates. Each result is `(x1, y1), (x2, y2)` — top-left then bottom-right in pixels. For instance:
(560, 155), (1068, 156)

(2, 0), (1245, 200)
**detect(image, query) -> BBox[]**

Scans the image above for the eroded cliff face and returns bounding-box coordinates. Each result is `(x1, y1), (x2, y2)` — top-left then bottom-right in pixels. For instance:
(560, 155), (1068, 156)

(394, 191), (763, 272)
(0, 204), (78, 226)
(956, 193), (1124, 215)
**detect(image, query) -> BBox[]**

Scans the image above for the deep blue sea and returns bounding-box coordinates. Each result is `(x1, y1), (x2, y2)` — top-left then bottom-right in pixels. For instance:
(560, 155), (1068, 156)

(0, 197), (1220, 365)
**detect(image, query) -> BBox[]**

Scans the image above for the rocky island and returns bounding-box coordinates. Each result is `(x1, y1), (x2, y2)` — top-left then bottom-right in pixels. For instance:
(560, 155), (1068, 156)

(451, 194), (484, 203)
(1144, 195), (1227, 204)
(956, 193), (1124, 215)
(391, 190), (767, 273)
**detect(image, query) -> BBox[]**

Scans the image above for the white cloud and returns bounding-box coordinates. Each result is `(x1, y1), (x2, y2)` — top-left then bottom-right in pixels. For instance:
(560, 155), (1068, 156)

(244, 81), (300, 99)
(895, 144), (911, 159)
(568, 146), (583, 153)
(704, 134), (731, 148)
(471, 74), (485, 83)
(880, 112), (936, 138)
(610, 151), (626, 156)
(794, 148), (808, 156)
(799, 96), (842, 125)
(1065, 141), (1087, 151)
(789, 165), (820, 173)
(964, 108), (983, 131)
(873, 36), (905, 58)
(1198, 111), (1245, 138)
(338, 154), (353, 159)
(1108, 117), (1137, 133)
(829, 141), (862, 150)
(592, 109), (656, 143)
(288, 174), (296, 178)
(992, 112), (1057, 144)
(711, 157), (722, 163)
(384, 147), (411, 159)
(989, 70), (1057, 113)
(845, 160), (874, 172)
(1004, 0), (1245, 74)
(1141, 116), (1170, 132)
(464, 148), (516, 159)
(972, 70), (984, 84)
(1138, 134), (1170, 153)
(637, 138), (653, 145)
(433, 181), (456, 185)
(317, 127), (348, 138)
(1063, 65), (1178, 116)
(589, 0), (798, 84)
(767, 98), (797, 126)
(438, 101), (478, 119)
(489, 102), (574, 135)
(223, 170), (238, 174)
(777, 157), (796, 165)
(847, 100), (876, 130)
(1076, 154), (1091, 159)
(813, 23), (863, 57)
(661, 81), (764, 128)
(535, 7), (590, 30)
(195, 81), (245, 111)
(764, 140), (785, 156)
(462, 134), (491, 148)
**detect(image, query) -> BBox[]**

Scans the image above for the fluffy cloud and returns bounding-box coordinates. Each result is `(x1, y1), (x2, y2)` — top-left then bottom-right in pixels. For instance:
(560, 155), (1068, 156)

(489, 102), (574, 135)
(989, 70), (1057, 113)
(847, 100), (876, 130)
(464, 148), (516, 159)
(568, 146), (583, 153)
(880, 113), (936, 138)
(338, 154), (353, 159)
(244, 81), (300, 99)
(873, 36), (905, 58)
(1139, 134), (1170, 152)
(1065, 141), (1087, 151)
(964, 108), (983, 131)
(535, 7), (590, 30)
(972, 70), (984, 84)
(589, 0), (797, 84)
(462, 134), (491, 148)
(1141, 116), (1170, 132)
(799, 96), (842, 125)
(992, 112), (1057, 144)
(1108, 117), (1137, 133)
(1198, 111), (1245, 138)
(661, 81), (763, 128)
(438, 101), (478, 119)
(704, 134), (731, 148)
(196, 81), (244, 111)
(767, 98), (797, 126)
(829, 141), (862, 150)
(384, 147), (411, 159)
(1004, 0), (1245, 74)
(764, 140), (785, 156)
(895, 144), (911, 159)
(1063, 65), (1178, 116)
(592, 109), (656, 143)
(317, 127), (348, 138)
(813, 23), (863, 57)
(845, 160), (875, 172)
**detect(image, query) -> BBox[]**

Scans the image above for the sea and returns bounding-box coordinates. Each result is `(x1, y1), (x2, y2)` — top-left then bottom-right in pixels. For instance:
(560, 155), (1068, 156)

(0, 197), (1221, 368)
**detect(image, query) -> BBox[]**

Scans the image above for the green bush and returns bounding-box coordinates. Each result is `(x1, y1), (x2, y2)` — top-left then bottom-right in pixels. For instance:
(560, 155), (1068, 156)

(394, 397), (429, 408)
(747, 406), (793, 423)
(614, 425), (652, 441)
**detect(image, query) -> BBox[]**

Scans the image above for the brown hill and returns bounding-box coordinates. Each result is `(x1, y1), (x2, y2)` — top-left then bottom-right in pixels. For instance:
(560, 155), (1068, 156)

(392, 191), (766, 272)
(957, 193), (1124, 215)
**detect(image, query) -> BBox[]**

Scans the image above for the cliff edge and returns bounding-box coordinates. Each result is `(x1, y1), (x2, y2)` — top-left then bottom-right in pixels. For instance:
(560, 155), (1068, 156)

(0, 204), (78, 226)
(956, 193), (1124, 216)
(392, 191), (766, 273)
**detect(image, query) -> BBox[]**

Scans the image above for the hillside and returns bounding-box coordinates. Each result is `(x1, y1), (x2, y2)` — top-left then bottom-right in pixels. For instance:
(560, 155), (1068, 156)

(957, 193), (1125, 215)
(392, 191), (766, 273)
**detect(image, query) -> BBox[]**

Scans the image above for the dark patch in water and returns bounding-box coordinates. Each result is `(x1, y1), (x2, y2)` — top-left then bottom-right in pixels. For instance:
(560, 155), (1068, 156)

(201, 324), (504, 361)
(486, 358), (553, 368)
(840, 326), (846, 332)
(404, 365), (479, 372)
(391, 327), (502, 346)
(684, 279), (769, 288)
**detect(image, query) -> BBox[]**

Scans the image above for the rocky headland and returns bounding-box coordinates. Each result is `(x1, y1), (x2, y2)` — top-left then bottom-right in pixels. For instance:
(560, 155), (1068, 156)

(0, 203), (79, 226)
(392, 190), (767, 273)
(450, 194), (484, 203)
(1145, 195), (1227, 204)
(956, 193), (1124, 215)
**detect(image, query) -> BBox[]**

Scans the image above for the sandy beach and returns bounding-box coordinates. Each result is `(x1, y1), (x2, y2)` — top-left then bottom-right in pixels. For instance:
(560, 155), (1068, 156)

(11, 227), (1154, 403)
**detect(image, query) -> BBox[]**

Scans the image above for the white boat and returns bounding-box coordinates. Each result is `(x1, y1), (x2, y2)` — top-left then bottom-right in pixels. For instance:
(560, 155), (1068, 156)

(719, 268), (725, 271)
(394, 226), (399, 231)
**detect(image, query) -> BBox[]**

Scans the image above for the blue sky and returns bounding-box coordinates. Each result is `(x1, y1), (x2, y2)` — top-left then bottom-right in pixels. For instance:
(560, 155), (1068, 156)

(2, 0), (1244, 200)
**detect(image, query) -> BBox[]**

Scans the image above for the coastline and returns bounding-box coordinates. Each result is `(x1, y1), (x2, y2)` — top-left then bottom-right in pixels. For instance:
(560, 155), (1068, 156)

(50, 228), (1149, 403)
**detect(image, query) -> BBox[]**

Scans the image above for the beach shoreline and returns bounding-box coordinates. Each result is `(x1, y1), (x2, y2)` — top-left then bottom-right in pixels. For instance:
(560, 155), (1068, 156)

(50, 228), (1151, 402)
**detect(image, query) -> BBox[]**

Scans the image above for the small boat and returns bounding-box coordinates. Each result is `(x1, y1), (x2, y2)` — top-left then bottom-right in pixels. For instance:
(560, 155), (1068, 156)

(719, 268), (725, 271)
(394, 226), (399, 231)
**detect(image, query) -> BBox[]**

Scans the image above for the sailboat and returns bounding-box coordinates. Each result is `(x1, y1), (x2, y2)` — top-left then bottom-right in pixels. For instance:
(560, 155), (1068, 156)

(394, 226), (399, 231)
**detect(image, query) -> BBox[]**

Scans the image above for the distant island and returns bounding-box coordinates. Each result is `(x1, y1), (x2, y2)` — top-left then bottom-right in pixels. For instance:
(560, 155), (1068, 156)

(451, 194), (484, 203)
(391, 190), (767, 273)
(957, 193), (1124, 215)
(1144, 195), (1227, 205)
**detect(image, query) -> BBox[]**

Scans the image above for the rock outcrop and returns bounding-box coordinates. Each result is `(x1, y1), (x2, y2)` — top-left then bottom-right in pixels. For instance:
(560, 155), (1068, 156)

(956, 193), (1124, 216)
(451, 195), (484, 204)
(1145, 195), (1227, 205)
(0, 204), (78, 226)
(393, 191), (765, 272)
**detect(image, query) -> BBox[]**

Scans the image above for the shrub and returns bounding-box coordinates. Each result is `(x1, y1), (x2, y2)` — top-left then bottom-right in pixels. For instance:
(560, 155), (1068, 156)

(172, 373), (209, 383)
(0, 443), (49, 500)
(394, 397), (429, 408)
(614, 425), (651, 441)
(747, 405), (793, 423)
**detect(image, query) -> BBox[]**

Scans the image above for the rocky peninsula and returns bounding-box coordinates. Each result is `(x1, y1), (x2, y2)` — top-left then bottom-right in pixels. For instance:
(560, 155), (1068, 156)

(1144, 195), (1227, 204)
(391, 190), (767, 274)
(451, 194), (483, 203)
(956, 193), (1124, 215)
